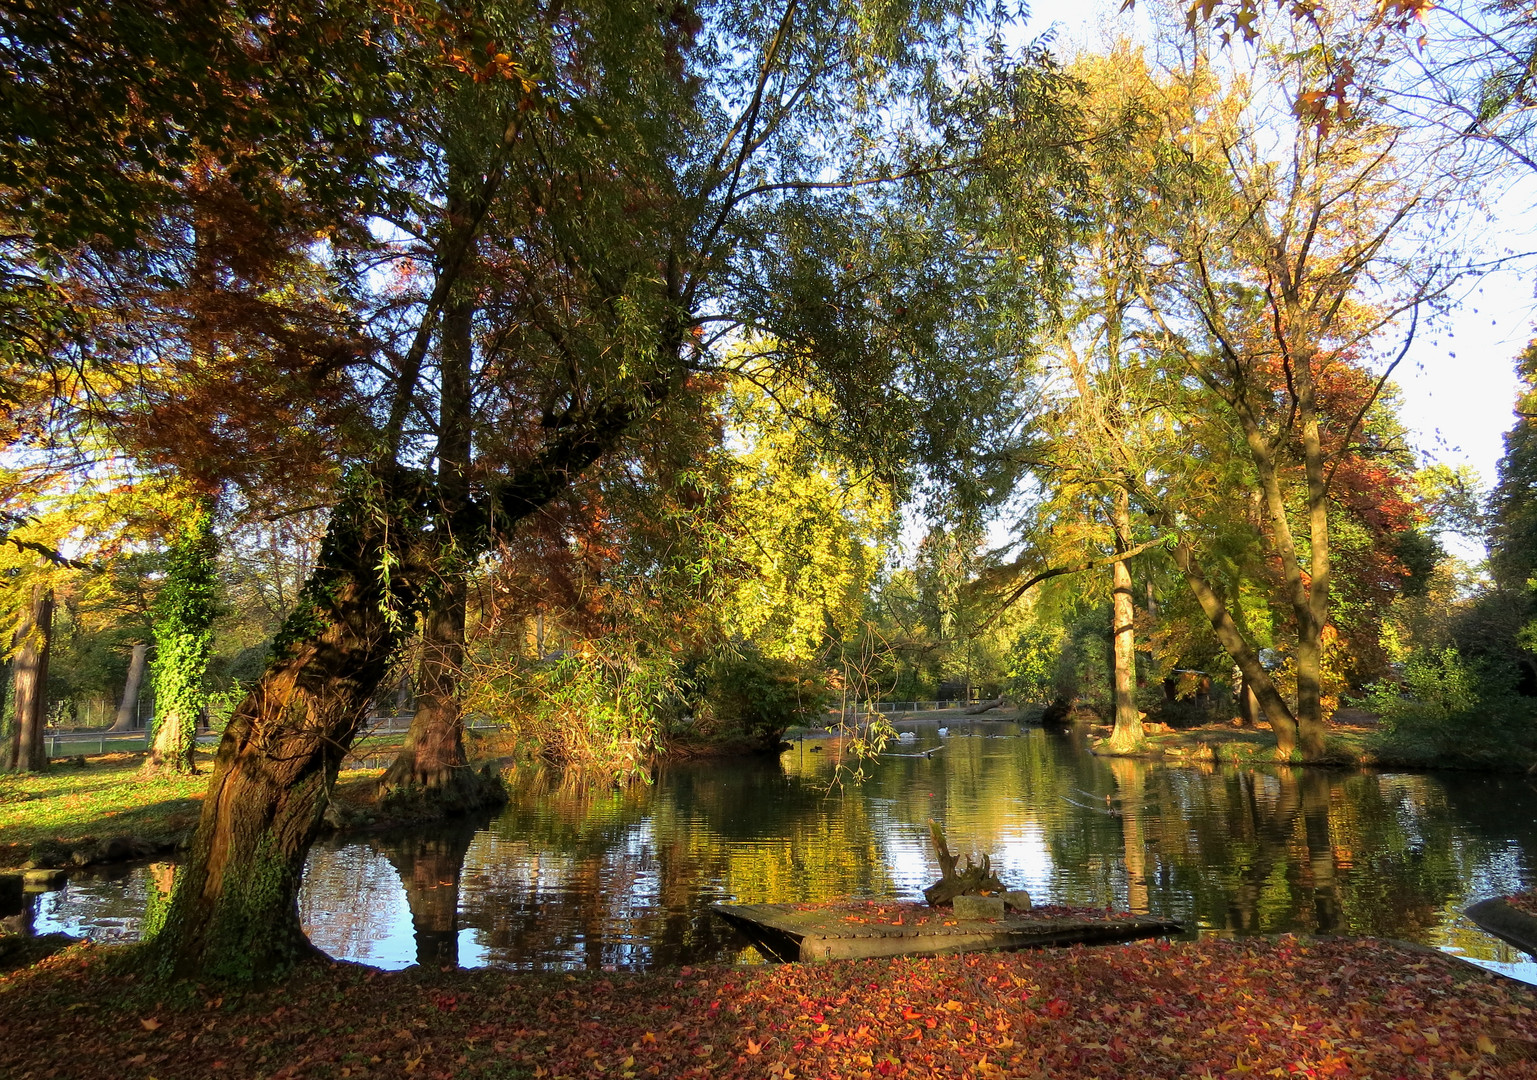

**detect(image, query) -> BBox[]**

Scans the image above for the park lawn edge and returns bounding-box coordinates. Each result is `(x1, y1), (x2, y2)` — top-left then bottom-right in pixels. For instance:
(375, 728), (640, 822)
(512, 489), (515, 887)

(0, 729), (523, 871)
(2, 934), (1536, 1079)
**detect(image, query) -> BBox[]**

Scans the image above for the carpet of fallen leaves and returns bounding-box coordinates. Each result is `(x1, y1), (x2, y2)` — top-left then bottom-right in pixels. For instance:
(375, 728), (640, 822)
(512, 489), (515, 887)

(825, 903), (1126, 929)
(3, 936), (1536, 1079)
(1508, 893), (1537, 918)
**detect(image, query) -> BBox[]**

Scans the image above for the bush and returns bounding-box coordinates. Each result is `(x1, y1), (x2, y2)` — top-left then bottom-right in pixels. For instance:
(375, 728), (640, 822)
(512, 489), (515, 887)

(1358, 646), (1537, 769)
(699, 646), (829, 751)
(1006, 623), (1063, 705)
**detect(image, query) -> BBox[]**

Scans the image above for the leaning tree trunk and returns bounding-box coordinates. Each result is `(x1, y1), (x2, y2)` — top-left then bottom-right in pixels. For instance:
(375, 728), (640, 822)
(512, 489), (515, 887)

(8, 586), (53, 773)
(109, 643), (149, 731)
(1233, 393), (1329, 760)
(1169, 540), (1301, 757)
(144, 375), (668, 980)
(1106, 490), (1143, 754)
(141, 467), (438, 980)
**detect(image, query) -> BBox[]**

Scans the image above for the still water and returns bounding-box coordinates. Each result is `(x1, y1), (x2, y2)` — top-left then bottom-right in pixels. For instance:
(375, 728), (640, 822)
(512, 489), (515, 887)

(19, 722), (1537, 979)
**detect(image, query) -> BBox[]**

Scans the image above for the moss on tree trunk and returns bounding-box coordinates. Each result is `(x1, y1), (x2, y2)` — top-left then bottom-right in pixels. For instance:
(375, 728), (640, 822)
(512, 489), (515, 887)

(141, 467), (437, 980)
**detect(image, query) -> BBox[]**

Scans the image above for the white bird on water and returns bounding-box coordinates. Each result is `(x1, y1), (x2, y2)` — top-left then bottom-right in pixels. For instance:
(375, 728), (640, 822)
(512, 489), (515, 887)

(896, 731), (918, 742)
(937, 727), (949, 737)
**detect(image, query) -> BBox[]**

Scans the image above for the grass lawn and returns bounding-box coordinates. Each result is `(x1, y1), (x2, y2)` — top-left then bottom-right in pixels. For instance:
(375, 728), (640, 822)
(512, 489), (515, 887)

(0, 727), (524, 869)
(1, 935), (1534, 1078)
(0, 755), (208, 867)
(1087, 716), (1384, 767)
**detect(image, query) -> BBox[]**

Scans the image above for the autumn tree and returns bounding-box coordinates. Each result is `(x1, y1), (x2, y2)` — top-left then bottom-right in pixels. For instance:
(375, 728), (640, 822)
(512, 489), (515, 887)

(144, 497), (218, 773)
(1127, 20), (1462, 759)
(118, 0), (1080, 981)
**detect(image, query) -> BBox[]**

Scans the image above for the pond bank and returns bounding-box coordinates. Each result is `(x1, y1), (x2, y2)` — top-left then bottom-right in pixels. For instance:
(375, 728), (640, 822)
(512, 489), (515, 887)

(1, 935), (1533, 1079)
(1083, 715), (1537, 772)
(1468, 896), (1537, 959)
(0, 733), (519, 874)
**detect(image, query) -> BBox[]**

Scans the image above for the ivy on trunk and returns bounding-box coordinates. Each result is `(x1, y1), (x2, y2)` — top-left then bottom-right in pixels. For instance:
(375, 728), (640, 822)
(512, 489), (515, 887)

(146, 501), (218, 774)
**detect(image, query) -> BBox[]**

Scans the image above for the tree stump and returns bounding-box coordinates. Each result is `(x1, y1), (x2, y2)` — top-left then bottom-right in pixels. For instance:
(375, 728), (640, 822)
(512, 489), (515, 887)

(923, 821), (1003, 906)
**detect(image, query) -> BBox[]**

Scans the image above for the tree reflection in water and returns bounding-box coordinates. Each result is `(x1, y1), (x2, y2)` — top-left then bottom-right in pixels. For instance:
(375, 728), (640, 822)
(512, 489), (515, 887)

(378, 810), (493, 969)
(32, 725), (1537, 972)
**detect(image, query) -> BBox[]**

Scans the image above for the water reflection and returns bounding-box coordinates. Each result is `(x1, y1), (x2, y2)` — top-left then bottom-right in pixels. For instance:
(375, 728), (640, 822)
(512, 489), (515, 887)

(27, 724), (1537, 979)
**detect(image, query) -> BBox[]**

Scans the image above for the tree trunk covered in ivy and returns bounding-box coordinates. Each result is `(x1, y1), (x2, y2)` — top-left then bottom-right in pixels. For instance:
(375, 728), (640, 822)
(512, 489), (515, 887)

(7, 585), (53, 773)
(146, 502), (218, 773)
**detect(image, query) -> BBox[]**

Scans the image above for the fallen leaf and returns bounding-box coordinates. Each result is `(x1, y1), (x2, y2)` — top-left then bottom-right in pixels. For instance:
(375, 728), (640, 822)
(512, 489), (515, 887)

(140, 1018), (162, 1031)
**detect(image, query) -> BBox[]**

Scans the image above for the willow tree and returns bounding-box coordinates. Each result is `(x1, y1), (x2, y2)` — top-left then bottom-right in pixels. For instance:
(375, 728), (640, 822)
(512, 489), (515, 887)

(127, 0), (1081, 981)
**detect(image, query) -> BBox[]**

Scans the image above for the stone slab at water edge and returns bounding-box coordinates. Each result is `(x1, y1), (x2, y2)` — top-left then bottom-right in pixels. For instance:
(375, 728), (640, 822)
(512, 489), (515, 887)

(710, 900), (1181, 962)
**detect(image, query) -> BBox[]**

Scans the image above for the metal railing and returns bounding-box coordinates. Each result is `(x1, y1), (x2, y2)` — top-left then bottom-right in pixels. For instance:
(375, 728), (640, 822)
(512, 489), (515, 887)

(41, 730), (170, 758)
(43, 713), (505, 759)
(825, 700), (967, 715)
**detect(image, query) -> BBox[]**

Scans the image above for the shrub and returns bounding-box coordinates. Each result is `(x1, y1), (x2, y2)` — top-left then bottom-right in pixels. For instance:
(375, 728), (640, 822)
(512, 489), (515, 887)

(1358, 646), (1537, 769)
(699, 646), (829, 750)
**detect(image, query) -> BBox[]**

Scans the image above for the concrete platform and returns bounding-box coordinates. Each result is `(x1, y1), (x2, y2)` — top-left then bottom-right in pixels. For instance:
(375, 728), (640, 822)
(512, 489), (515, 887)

(710, 901), (1182, 962)
(1467, 897), (1537, 958)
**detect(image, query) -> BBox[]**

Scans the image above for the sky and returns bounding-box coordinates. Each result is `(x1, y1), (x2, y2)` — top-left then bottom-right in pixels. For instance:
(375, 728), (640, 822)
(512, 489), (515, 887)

(1010, 0), (1537, 550)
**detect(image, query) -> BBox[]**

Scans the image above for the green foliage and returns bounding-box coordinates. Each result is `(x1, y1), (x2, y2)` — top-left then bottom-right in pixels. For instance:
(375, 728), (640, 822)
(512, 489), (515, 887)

(700, 646), (830, 750)
(204, 681), (244, 736)
(1360, 647), (1537, 769)
(720, 367), (896, 661)
(1490, 342), (1537, 591)
(149, 501), (217, 768)
(1005, 622), (1064, 704)
(487, 650), (675, 785)
(1051, 610), (1113, 714)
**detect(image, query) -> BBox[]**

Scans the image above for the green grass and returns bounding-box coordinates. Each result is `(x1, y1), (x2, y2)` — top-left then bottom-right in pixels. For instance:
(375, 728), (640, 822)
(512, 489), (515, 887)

(0, 755), (206, 865)
(0, 729), (522, 868)
(1094, 720), (1378, 766)
(0, 753), (399, 868)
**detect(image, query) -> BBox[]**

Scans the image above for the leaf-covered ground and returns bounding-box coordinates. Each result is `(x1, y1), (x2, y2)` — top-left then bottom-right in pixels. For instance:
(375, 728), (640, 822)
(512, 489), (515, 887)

(1508, 892), (1537, 918)
(3, 936), (1535, 1079)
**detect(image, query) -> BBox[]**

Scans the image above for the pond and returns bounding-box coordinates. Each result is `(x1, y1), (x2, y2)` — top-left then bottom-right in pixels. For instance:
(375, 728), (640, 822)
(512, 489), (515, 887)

(14, 721), (1537, 981)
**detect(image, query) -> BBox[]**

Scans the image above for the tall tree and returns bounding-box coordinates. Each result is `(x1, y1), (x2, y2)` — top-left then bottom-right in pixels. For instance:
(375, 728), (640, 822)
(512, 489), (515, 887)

(1131, 23), (1460, 758)
(138, 0), (1078, 981)
(109, 643), (150, 732)
(145, 498), (218, 773)
(7, 582), (53, 772)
